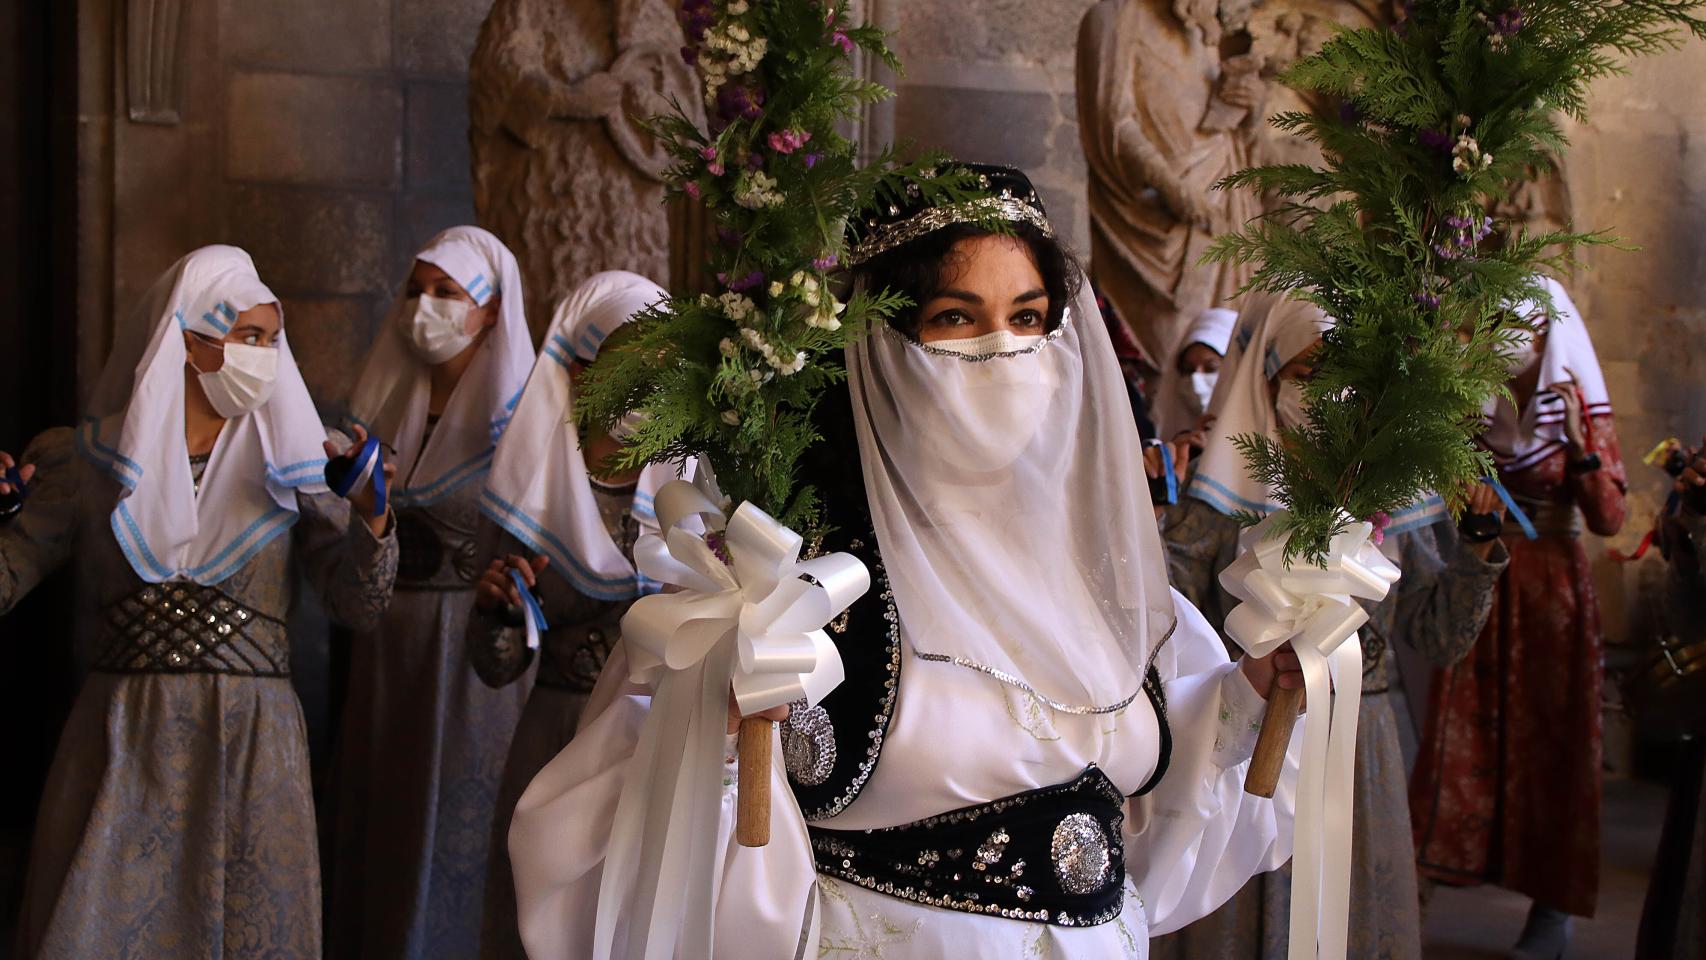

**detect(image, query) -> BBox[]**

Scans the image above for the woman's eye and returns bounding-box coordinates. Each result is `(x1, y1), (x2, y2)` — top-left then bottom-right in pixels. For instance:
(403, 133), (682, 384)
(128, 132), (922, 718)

(926, 310), (973, 328)
(1010, 311), (1043, 329)
(243, 335), (262, 346)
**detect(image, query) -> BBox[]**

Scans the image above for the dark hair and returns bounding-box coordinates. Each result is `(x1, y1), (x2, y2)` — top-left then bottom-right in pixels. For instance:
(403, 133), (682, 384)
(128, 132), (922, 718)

(853, 221), (1082, 339)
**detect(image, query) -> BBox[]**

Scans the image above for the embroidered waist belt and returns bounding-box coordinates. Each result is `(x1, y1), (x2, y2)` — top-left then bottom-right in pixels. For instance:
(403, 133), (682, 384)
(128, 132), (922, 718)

(808, 765), (1127, 927)
(92, 584), (287, 677)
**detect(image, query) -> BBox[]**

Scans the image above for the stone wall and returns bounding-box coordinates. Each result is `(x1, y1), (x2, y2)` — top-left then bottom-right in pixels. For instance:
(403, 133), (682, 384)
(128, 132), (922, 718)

(82, 0), (495, 415)
(1563, 41), (1706, 648)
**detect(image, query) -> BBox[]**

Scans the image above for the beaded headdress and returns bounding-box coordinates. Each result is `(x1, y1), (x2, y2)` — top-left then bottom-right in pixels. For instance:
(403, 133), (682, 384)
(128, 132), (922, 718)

(846, 163), (1054, 266)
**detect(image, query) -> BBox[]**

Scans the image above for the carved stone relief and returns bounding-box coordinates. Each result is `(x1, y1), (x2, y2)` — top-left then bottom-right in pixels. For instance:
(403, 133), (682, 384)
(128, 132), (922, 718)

(127, 0), (187, 124)
(470, 0), (703, 336)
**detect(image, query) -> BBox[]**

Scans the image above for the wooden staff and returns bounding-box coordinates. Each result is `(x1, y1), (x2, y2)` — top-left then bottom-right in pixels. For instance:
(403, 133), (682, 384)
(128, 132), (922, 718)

(1245, 677), (1305, 798)
(735, 716), (772, 846)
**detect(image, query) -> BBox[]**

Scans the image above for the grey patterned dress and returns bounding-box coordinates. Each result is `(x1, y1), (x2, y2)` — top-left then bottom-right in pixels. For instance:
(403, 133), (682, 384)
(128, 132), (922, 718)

(1149, 495), (1506, 960)
(3, 426), (398, 960)
(325, 475), (533, 960)
(465, 483), (638, 960)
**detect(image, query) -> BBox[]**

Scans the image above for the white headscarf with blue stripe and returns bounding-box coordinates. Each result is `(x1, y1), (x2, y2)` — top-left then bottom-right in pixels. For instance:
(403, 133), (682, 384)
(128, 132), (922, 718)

(78, 245), (332, 584)
(348, 225), (534, 506)
(1187, 291), (1446, 534)
(481, 271), (691, 601)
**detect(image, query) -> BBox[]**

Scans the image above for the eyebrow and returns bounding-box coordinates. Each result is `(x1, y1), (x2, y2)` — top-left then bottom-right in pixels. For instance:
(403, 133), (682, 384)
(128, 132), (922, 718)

(934, 288), (1048, 306)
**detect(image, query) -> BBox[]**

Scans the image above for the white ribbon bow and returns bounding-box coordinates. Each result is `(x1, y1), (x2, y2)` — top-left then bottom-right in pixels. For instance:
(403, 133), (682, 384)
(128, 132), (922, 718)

(1218, 511), (1400, 960)
(592, 479), (870, 960)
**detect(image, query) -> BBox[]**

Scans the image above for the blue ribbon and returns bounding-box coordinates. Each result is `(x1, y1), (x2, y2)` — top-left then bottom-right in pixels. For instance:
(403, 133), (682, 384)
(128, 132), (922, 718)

(509, 567), (550, 633)
(329, 435), (388, 516)
(1483, 476), (1537, 540)
(1158, 443), (1178, 505)
(3, 465), (27, 501)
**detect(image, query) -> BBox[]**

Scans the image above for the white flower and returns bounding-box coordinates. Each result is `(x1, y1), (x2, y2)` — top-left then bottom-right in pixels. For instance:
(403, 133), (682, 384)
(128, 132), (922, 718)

(727, 0), (749, 13)
(801, 276), (820, 293)
(728, 23), (749, 42)
(790, 270), (805, 286)
(720, 409), (741, 425)
(718, 291), (757, 322)
(718, 337), (736, 356)
(803, 290), (821, 307)
(698, 293), (714, 308)
(749, 369), (765, 383)
(768, 281), (785, 297)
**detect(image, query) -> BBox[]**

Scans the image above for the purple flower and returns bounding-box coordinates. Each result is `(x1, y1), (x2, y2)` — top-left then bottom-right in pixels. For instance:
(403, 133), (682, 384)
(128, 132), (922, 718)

(683, 180), (701, 200)
(1338, 100), (1363, 125)
(680, 45), (699, 66)
(701, 145), (718, 161)
(1489, 7), (1525, 36)
(726, 270), (765, 293)
(746, 151), (764, 170)
(707, 161), (725, 176)
(812, 254), (839, 271)
(766, 129), (812, 154)
(1418, 128), (1453, 154)
(802, 152), (819, 169)
(1368, 511), (1392, 546)
(715, 84), (766, 123)
(1413, 291), (1440, 310)
(831, 31), (853, 53)
(715, 225), (742, 244)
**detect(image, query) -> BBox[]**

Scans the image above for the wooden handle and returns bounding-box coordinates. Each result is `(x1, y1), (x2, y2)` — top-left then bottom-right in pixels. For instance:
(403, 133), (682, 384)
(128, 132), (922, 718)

(1244, 678), (1305, 798)
(735, 717), (772, 847)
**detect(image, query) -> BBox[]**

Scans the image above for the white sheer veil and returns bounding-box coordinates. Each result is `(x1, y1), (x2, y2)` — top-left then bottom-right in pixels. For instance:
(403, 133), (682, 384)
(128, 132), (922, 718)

(845, 267), (1175, 713)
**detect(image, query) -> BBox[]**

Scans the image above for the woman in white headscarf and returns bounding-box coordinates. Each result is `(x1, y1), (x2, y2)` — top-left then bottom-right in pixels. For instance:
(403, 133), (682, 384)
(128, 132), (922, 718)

(0, 245), (397, 959)
(502, 165), (1306, 960)
(1153, 305), (1237, 442)
(1151, 292), (1508, 960)
(464, 270), (691, 960)
(1411, 276), (1626, 959)
(325, 225), (536, 960)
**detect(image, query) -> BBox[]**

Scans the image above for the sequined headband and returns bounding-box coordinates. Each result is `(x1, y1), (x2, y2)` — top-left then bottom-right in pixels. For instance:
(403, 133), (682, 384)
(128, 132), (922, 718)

(846, 195), (1055, 266)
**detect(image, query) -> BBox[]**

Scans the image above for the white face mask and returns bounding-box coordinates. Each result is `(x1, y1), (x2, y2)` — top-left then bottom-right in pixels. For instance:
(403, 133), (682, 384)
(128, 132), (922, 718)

(400, 294), (477, 364)
(923, 328), (1045, 359)
(1178, 370), (1218, 417)
(192, 341), (279, 419)
(1274, 377), (1309, 431)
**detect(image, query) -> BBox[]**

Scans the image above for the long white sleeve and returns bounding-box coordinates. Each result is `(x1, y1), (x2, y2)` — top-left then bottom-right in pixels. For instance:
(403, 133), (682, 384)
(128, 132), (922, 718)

(1128, 589), (1301, 935)
(507, 644), (819, 960)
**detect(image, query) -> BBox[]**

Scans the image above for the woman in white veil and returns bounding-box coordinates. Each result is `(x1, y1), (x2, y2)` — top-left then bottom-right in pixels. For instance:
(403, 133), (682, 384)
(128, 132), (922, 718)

(506, 164), (1305, 959)
(0, 245), (397, 959)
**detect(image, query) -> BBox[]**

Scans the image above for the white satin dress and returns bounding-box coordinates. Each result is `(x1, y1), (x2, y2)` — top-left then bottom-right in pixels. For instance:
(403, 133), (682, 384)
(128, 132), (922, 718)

(507, 585), (1300, 959)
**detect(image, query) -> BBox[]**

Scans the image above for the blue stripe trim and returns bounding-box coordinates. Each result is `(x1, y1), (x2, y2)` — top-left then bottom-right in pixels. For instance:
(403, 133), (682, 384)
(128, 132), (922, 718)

(543, 346), (573, 370)
(201, 301), (233, 334)
(503, 385), (524, 413)
(112, 502), (175, 581)
(188, 508), (298, 584)
(268, 458), (330, 488)
(577, 329), (605, 358)
(391, 449), (494, 507)
(478, 488), (643, 601)
(76, 418), (144, 484)
(1187, 473), (1278, 517)
(1383, 495), (1446, 536)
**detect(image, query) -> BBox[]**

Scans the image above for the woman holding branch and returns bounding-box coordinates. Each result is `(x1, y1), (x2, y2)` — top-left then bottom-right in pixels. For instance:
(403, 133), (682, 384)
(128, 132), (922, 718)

(507, 166), (1307, 960)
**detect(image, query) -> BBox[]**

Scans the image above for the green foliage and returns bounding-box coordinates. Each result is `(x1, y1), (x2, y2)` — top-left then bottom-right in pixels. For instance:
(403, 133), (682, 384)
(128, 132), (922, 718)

(1207, 0), (1704, 565)
(573, 0), (989, 531)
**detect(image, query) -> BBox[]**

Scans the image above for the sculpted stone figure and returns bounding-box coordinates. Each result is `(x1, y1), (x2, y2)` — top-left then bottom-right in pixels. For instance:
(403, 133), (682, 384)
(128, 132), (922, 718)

(470, 0), (702, 336)
(1077, 0), (1267, 368)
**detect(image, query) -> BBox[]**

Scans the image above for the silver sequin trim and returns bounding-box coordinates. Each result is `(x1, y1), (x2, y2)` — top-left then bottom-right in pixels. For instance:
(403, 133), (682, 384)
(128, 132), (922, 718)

(782, 699), (838, 786)
(1051, 813), (1112, 896)
(848, 196), (1054, 266)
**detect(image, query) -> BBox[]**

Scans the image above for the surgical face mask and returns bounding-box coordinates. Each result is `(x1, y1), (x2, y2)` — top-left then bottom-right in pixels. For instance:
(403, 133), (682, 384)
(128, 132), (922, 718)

(191, 341), (279, 419)
(1274, 377), (1309, 431)
(611, 410), (650, 442)
(1178, 371), (1218, 417)
(399, 294), (477, 364)
(923, 328), (1045, 359)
